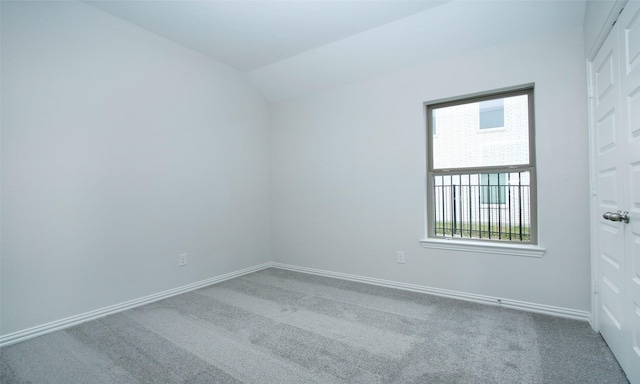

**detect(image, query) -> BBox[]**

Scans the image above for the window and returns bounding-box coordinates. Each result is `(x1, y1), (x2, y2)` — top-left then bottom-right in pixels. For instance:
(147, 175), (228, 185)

(479, 99), (504, 129)
(426, 86), (537, 244)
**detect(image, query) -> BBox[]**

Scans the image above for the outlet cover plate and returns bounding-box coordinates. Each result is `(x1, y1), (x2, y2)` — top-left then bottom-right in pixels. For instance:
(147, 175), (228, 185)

(179, 253), (188, 267)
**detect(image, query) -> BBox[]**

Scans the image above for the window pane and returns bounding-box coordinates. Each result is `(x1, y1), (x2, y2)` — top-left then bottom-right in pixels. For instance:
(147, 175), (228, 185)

(432, 94), (530, 169)
(432, 171), (531, 241)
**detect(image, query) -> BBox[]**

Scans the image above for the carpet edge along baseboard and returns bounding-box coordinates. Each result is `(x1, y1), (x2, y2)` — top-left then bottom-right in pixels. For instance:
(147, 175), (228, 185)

(0, 262), (591, 347)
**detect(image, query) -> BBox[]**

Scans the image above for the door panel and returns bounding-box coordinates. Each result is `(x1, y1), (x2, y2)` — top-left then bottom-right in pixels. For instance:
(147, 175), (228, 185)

(597, 111), (617, 154)
(599, 169), (619, 206)
(619, 1), (640, 381)
(593, 25), (628, 366)
(597, 50), (616, 99)
(630, 89), (640, 138)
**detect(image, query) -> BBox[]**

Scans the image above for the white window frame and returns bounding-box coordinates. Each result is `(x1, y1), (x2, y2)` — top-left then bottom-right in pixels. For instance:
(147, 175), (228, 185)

(420, 85), (545, 257)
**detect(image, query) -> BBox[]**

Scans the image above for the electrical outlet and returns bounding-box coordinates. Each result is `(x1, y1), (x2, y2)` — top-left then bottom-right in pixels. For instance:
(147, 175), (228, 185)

(179, 253), (188, 267)
(396, 251), (405, 264)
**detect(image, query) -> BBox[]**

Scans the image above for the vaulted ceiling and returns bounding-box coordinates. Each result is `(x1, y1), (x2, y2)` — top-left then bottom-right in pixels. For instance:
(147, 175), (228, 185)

(85, 0), (587, 102)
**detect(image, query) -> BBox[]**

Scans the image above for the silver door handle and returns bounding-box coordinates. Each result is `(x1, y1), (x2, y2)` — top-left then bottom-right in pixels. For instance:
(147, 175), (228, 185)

(603, 211), (630, 223)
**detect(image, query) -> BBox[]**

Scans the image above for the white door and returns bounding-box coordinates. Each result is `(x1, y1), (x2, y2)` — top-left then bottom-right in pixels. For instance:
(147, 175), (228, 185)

(592, 17), (627, 375)
(590, 2), (640, 383)
(618, 1), (640, 381)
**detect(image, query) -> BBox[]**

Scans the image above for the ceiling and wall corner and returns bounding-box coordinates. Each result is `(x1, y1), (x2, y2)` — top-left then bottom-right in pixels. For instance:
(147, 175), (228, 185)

(83, 0), (586, 102)
(83, 0), (449, 72)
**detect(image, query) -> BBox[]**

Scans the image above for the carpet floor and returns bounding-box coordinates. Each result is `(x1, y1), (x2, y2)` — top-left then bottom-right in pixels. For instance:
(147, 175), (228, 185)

(0, 268), (630, 383)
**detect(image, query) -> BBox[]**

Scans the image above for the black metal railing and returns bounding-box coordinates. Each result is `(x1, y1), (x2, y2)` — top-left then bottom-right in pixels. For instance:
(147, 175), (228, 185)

(433, 172), (531, 241)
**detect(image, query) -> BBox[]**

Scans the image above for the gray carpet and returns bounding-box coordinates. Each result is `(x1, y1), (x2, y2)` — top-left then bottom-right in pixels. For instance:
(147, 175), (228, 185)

(0, 268), (629, 383)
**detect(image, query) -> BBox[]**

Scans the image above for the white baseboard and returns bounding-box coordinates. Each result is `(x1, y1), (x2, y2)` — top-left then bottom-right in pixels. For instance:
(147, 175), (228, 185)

(1, 261), (592, 348)
(0, 262), (272, 348)
(270, 262), (592, 323)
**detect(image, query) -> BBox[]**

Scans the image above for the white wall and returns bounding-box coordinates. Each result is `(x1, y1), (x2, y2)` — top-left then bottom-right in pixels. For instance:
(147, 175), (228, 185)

(1, 1), (271, 335)
(270, 27), (591, 311)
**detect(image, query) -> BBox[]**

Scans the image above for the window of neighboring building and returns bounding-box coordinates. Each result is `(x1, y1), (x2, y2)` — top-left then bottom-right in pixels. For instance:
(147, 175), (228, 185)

(480, 173), (506, 204)
(479, 98), (504, 129)
(426, 86), (537, 243)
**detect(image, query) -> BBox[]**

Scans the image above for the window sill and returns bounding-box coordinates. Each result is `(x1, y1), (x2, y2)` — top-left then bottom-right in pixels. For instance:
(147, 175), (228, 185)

(419, 238), (545, 258)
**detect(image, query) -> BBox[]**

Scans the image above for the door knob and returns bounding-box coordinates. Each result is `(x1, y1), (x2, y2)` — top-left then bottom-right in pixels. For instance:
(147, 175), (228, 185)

(603, 211), (630, 223)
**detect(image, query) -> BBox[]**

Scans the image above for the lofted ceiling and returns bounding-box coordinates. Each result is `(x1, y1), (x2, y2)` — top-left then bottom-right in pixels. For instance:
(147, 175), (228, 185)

(86, 0), (448, 72)
(84, 0), (587, 102)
